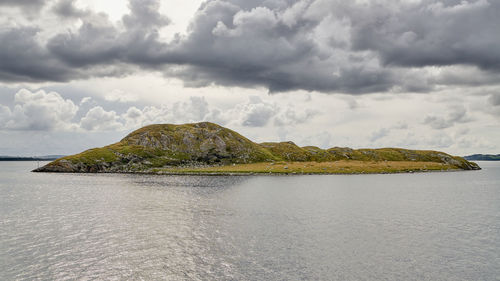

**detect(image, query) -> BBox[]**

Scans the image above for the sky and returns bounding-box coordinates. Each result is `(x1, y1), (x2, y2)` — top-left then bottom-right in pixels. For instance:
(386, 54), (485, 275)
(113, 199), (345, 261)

(0, 0), (499, 156)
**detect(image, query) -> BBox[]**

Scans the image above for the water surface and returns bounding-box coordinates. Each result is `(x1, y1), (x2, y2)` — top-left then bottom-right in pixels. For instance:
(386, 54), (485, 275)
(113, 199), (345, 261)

(1, 161), (499, 280)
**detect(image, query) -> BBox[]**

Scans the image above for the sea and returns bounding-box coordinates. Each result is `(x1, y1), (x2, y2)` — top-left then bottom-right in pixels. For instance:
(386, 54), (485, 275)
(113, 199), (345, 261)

(1, 161), (499, 280)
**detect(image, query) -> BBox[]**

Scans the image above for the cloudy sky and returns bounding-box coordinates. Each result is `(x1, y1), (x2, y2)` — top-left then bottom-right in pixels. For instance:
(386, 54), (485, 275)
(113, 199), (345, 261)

(0, 0), (499, 156)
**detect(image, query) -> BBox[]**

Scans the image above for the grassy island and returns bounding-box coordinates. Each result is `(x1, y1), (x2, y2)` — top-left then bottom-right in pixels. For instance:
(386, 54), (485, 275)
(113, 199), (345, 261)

(34, 122), (480, 174)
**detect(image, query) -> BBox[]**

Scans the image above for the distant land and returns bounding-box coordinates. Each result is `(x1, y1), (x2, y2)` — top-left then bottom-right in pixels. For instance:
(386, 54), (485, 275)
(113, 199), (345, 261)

(0, 155), (64, 161)
(464, 154), (500, 161)
(34, 122), (480, 174)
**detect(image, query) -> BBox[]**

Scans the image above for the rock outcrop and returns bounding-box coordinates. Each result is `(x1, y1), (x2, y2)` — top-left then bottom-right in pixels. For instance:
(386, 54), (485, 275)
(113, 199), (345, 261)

(33, 122), (480, 173)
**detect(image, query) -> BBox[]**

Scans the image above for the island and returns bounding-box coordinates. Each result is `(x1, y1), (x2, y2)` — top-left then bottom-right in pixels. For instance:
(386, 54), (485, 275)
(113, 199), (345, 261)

(33, 122), (480, 174)
(464, 154), (500, 161)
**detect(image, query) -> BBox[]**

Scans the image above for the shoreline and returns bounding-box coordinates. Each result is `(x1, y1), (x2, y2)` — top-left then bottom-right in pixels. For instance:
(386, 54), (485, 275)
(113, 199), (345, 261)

(33, 159), (481, 175)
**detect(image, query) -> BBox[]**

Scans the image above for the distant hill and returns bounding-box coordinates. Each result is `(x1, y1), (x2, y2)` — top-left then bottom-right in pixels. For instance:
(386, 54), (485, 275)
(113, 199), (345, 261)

(464, 154), (500, 161)
(0, 155), (64, 161)
(34, 122), (480, 174)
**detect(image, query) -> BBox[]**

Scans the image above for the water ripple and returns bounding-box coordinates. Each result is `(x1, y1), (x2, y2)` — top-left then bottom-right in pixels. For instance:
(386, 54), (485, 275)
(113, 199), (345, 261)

(1, 162), (499, 280)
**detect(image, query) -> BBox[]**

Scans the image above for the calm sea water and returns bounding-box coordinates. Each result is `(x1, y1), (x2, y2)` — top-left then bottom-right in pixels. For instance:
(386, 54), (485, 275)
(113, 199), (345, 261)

(1, 161), (499, 280)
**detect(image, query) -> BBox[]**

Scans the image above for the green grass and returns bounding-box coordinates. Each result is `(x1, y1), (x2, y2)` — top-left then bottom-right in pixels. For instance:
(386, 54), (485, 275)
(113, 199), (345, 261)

(154, 161), (460, 174)
(60, 147), (118, 165)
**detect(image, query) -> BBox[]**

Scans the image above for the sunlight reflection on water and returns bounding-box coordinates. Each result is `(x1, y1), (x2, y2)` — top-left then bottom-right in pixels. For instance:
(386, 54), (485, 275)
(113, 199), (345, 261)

(1, 161), (499, 280)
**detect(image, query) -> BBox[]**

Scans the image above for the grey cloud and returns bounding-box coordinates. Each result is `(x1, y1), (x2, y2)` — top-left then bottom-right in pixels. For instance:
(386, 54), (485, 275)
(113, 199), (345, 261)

(123, 0), (171, 29)
(274, 107), (318, 126)
(298, 131), (333, 149)
(1, 0), (500, 95)
(423, 105), (471, 129)
(370, 128), (390, 142)
(0, 27), (73, 82)
(423, 116), (451, 130)
(487, 93), (500, 116)
(350, 0), (500, 71)
(161, 1), (398, 93)
(0, 0), (44, 5)
(489, 93), (500, 106)
(46, 0), (172, 67)
(424, 132), (454, 149)
(52, 0), (90, 18)
(0, 0), (168, 82)
(47, 19), (123, 67)
(0, 25), (135, 83)
(241, 103), (276, 127)
(229, 96), (320, 127)
(0, 0), (45, 8)
(164, 0), (500, 92)
(369, 122), (409, 142)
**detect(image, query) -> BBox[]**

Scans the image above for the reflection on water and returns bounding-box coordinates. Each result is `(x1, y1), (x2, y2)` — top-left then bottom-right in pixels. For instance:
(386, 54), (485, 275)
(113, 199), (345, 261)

(1, 161), (499, 280)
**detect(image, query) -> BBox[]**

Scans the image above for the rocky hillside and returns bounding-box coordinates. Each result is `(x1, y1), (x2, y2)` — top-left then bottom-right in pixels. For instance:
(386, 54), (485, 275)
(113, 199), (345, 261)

(34, 122), (480, 173)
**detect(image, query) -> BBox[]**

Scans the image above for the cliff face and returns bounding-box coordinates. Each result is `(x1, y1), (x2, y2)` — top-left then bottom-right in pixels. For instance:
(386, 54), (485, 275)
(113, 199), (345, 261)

(34, 122), (480, 173)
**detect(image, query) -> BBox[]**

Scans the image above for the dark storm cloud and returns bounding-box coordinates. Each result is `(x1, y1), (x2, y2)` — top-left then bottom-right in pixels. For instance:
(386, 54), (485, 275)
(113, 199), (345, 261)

(350, 0), (500, 71)
(46, 4), (170, 67)
(0, 27), (72, 82)
(47, 19), (124, 67)
(0, 25), (135, 82)
(48, 0), (173, 67)
(0, 0), (499, 94)
(157, 0), (399, 93)
(0, 0), (168, 81)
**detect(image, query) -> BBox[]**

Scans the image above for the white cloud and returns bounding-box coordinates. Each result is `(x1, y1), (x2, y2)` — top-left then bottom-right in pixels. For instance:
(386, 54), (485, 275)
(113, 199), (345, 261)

(0, 89), (78, 131)
(104, 89), (138, 103)
(120, 96), (211, 128)
(122, 106), (144, 129)
(116, 94), (321, 131)
(235, 96), (277, 127)
(274, 107), (319, 126)
(79, 96), (92, 105)
(0, 104), (12, 128)
(80, 106), (123, 131)
(0, 84), (499, 156)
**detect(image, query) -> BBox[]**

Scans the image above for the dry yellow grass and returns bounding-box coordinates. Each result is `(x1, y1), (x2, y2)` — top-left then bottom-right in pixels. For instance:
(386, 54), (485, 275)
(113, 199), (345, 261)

(156, 160), (459, 174)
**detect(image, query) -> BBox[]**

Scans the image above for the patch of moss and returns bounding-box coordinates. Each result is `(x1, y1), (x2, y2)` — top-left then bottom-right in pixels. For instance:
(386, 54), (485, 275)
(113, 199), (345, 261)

(260, 141), (313, 161)
(60, 147), (118, 165)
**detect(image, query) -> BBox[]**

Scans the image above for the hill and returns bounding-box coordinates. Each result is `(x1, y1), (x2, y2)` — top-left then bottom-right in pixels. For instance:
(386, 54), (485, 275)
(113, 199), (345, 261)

(464, 154), (500, 161)
(33, 122), (480, 174)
